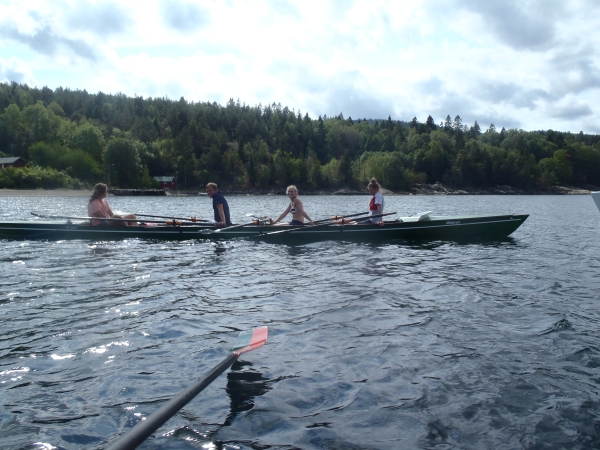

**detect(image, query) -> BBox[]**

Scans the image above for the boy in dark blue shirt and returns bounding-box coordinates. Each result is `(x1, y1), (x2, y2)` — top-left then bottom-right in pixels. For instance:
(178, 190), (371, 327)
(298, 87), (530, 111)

(205, 182), (231, 226)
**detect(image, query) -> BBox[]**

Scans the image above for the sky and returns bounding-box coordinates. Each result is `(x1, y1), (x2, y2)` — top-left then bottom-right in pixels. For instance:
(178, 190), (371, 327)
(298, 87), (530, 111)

(0, 0), (599, 134)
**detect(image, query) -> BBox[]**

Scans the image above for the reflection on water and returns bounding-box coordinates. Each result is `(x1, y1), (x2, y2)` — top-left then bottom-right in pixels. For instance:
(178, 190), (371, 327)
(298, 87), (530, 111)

(223, 360), (271, 427)
(89, 245), (117, 256)
(212, 242), (230, 254)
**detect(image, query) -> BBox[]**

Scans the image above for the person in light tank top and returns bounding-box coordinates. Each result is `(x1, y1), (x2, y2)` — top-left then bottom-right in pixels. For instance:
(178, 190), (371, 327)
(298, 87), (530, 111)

(87, 183), (137, 226)
(367, 178), (385, 226)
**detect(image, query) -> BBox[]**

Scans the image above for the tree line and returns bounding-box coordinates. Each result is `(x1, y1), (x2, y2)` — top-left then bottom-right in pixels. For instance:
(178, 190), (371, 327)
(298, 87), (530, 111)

(1, 81), (599, 190)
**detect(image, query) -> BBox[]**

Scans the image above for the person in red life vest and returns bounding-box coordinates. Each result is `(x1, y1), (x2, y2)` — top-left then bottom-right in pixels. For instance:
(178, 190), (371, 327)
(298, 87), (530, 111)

(367, 178), (385, 226)
(87, 183), (137, 226)
(332, 178), (386, 226)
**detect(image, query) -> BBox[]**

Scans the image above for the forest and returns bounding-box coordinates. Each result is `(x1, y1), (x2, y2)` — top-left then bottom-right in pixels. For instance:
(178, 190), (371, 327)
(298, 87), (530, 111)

(0, 81), (599, 191)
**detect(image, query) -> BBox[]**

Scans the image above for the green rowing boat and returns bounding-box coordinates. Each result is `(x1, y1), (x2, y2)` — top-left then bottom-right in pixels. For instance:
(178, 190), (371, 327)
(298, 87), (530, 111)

(0, 213), (528, 243)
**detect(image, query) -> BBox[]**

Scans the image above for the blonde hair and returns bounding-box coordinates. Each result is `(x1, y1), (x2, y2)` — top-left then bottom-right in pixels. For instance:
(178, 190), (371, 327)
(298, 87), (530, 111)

(286, 185), (298, 194)
(206, 182), (218, 190)
(89, 183), (107, 203)
(367, 178), (380, 190)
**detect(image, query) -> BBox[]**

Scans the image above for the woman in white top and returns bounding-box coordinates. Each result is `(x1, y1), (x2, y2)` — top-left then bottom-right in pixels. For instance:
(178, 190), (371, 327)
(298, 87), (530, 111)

(367, 178), (384, 226)
(270, 185), (315, 226)
(87, 183), (137, 226)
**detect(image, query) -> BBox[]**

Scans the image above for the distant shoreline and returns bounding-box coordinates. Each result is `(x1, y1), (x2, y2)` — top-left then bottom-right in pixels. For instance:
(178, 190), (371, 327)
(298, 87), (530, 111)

(0, 189), (90, 197)
(0, 184), (596, 197)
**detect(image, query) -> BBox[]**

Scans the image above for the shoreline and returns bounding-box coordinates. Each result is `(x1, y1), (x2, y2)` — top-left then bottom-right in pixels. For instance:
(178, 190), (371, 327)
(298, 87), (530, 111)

(0, 184), (596, 197)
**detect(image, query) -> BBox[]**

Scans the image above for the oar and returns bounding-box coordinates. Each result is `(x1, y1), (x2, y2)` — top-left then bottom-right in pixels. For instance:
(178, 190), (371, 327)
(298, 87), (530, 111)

(201, 220), (257, 234)
(200, 213), (270, 234)
(30, 212), (199, 226)
(245, 213), (269, 222)
(200, 211), (373, 235)
(201, 211), (373, 229)
(135, 214), (209, 223)
(106, 327), (268, 450)
(313, 211), (370, 224)
(259, 212), (397, 236)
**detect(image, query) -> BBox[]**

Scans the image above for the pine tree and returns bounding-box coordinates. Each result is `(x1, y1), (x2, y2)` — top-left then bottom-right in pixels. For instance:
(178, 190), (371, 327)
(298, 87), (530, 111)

(425, 115), (435, 130)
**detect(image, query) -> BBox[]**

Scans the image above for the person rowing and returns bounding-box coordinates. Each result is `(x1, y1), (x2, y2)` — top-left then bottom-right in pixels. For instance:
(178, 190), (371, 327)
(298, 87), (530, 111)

(205, 182), (231, 227)
(270, 185), (314, 226)
(88, 183), (137, 226)
(367, 177), (385, 226)
(331, 178), (386, 226)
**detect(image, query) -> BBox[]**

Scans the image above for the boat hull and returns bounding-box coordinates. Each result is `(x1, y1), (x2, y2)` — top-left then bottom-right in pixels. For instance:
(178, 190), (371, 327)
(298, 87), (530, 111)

(0, 214), (528, 243)
(592, 192), (600, 213)
(257, 214), (528, 244)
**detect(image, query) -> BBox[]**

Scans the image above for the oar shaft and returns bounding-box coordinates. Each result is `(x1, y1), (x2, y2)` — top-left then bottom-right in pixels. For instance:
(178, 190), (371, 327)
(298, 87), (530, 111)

(261, 212), (396, 236)
(31, 213), (200, 226)
(136, 214), (209, 222)
(213, 220), (256, 232)
(106, 354), (237, 450)
(354, 212), (396, 222)
(328, 211), (371, 222)
(313, 211), (370, 225)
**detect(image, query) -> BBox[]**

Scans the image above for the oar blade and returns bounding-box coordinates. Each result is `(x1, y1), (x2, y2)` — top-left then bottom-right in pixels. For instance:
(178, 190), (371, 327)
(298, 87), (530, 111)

(232, 327), (268, 356)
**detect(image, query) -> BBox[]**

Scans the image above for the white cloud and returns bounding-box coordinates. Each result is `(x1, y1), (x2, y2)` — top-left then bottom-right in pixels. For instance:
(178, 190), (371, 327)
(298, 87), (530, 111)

(0, 0), (598, 133)
(0, 56), (36, 85)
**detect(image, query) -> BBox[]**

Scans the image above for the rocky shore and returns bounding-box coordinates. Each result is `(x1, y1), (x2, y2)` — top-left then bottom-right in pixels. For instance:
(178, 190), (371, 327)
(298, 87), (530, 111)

(216, 184), (597, 196)
(1, 184), (597, 197)
(395, 184), (596, 196)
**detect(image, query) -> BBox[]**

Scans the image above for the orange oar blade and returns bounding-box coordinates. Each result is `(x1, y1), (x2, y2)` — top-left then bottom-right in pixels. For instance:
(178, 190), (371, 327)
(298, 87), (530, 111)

(232, 327), (268, 356)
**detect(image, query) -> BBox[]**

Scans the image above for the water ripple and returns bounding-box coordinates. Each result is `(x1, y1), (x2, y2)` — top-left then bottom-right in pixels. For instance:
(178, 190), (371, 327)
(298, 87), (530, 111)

(1, 195), (600, 448)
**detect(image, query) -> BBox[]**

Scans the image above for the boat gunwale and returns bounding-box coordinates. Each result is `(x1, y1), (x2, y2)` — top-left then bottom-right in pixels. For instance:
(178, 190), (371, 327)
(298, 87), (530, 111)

(0, 213), (528, 243)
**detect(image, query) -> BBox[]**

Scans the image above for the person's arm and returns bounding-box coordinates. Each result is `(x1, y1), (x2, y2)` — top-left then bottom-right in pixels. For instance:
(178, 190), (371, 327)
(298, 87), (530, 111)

(273, 205), (291, 224)
(377, 203), (384, 226)
(295, 199), (314, 225)
(216, 204), (226, 226)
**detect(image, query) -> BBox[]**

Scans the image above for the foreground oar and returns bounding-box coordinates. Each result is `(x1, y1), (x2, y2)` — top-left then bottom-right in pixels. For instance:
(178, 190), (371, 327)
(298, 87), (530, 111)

(30, 212), (198, 226)
(135, 213), (209, 222)
(106, 327), (268, 450)
(259, 212), (397, 236)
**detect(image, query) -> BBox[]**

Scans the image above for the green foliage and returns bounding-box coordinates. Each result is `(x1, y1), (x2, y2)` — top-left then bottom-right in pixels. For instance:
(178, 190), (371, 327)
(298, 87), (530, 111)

(0, 165), (81, 189)
(47, 101), (66, 117)
(414, 140), (450, 183)
(321, 158), (343, 187)
(22, 102), (62, 145)
(28, 141), (65, 168)
(1, 82), (600, 192)
(539, 150), (573, 184)
(28, 141), (102, 182)
(104, 137), (141, 188)
(355, 152), (410, 190)
(70, 123), (105, 161)
(60, 149), (103, 182)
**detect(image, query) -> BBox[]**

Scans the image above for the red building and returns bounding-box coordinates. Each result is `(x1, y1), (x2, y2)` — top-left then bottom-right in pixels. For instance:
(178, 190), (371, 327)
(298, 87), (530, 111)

(153, 176), (177, 189)
(0, 157), (26, 169)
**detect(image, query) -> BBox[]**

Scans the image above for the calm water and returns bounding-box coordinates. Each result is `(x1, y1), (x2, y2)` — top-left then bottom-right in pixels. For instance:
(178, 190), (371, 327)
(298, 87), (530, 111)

(1, 194), (599, 450)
